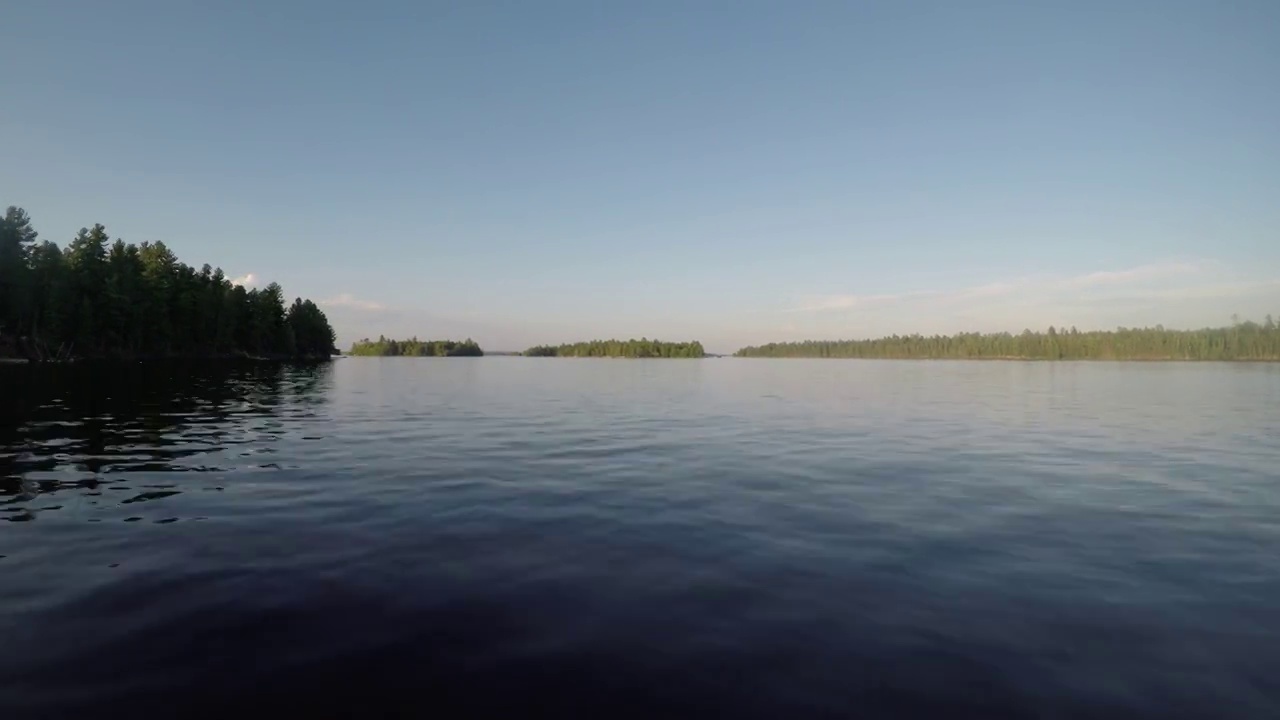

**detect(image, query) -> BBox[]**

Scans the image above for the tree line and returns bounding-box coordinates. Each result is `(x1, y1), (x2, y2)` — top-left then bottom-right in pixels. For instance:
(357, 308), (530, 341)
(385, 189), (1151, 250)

(0, 206), (336, 361)
(734, 320), (1280, 360)
(348, 337), (484, 356)
(524, 338), (706, 358)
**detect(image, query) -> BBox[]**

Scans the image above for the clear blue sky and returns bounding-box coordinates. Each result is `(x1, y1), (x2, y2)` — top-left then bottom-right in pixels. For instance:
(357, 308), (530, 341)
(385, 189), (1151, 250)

(3, 0), (1277, 352)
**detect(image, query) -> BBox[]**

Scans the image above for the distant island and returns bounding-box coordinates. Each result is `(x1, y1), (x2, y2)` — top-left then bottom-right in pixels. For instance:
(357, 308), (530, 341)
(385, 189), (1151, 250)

(348, 337), (484, 356)
(0, 206), (336, 362)
(524, 339), (706, 358)
(735, 320), (1280, 361)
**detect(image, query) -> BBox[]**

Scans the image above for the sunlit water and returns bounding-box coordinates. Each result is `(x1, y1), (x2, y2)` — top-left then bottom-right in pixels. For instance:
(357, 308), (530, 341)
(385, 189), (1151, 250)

(2, 359), (1278, 718)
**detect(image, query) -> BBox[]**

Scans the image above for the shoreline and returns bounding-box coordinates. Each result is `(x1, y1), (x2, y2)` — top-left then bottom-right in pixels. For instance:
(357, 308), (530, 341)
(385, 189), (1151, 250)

(0, 352), (335, 365)
(732, 356), (1280, 362)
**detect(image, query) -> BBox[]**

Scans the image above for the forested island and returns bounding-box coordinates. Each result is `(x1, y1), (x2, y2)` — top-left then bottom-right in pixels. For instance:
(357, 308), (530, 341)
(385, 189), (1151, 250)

(524, 339), (706, 358)
(348, 337), (484, 356)
(735, 320), (1280, 361)
(0, 206), (336, 362)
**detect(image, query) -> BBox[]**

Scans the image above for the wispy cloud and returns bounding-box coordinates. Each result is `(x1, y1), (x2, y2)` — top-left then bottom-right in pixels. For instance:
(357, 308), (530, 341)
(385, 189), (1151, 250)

(793, 291), (931, 312)
(955, 282), (1021, 299)
(230, 272), (256, 287)
(793, 260), (1209, 313)
(1090, 278), (1280, 302)
(322, 293), (386, 311)
(757, 257), (1280, 344)
(1063, 261), (1202, 288)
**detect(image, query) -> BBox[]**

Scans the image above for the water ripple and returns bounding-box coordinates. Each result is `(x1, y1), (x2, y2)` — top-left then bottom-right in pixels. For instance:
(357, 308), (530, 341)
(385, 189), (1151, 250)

(1, 359), (1278, 718)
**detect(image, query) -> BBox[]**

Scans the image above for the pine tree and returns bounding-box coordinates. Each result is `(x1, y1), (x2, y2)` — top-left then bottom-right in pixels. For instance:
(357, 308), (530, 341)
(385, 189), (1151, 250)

(0, 206), (335, 361)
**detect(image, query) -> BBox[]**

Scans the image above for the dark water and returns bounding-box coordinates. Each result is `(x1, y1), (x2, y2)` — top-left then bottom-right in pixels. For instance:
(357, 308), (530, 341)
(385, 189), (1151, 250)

(2, 359), (1278, 719)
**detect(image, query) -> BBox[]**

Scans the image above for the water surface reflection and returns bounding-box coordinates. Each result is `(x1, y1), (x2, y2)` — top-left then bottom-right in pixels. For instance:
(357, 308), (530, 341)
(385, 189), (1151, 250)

(1, 359), (1278, 718)
(1, 362), (333, 524)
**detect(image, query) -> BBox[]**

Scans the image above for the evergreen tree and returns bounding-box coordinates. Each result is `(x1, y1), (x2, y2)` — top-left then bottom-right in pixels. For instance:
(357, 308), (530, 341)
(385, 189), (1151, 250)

(348, 337), (484, 357)
(735, 322), (1280, 361)
(0, 206), (335, 361)
(522, 339), (705, 358)
(0, 207), (39, 337)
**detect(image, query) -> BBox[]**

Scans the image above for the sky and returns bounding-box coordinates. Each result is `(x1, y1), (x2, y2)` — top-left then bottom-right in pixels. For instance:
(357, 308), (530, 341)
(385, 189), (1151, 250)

(2, 0), (1277, 353)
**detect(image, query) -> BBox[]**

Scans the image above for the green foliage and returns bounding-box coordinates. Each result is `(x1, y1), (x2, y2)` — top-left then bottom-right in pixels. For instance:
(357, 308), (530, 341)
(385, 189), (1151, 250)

(0, 206), (335, 360)
(0, 206), (38, 336)
(735, 321), (1280, 360)
(289, 298), (336, 358)
(348, 336), (484, 357)
(524, 338), (705, 358)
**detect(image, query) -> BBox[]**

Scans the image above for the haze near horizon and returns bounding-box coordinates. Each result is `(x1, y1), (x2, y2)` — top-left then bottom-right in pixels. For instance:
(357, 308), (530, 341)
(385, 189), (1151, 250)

(2, 1), (1277, 354)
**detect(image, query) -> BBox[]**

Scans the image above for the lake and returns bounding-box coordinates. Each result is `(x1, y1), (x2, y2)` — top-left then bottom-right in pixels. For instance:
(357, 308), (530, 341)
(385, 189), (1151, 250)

(2, 358), (1278, 718)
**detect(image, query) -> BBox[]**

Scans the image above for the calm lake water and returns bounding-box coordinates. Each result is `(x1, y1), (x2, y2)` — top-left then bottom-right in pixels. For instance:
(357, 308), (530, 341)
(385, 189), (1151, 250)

(2, 358), (1278, 718)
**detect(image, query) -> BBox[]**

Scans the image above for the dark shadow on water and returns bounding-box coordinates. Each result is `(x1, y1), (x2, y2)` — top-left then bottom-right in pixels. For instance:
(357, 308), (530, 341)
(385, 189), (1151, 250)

(0, 361), (333, 515)
(0, 568), (1051, 720)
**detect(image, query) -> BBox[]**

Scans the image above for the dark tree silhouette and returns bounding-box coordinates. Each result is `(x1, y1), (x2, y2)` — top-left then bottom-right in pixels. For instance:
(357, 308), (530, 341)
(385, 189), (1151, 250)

(0, 206), (335, 361)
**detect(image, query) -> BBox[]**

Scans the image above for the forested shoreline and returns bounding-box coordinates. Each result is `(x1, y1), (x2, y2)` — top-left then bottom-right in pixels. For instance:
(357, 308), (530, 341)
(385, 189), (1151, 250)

(524, 339), (705, 358)
(348, 337), (484, 356)
(11, 199), (1273, 366)
(344, 337), (705, 358)
(0, 206), (336, 362)
(735, 320), (1280, 360)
